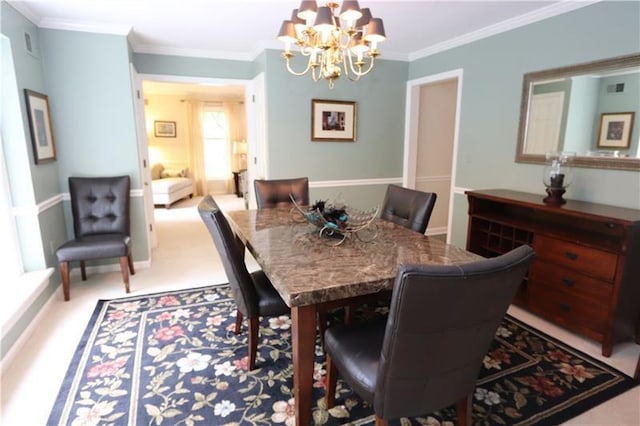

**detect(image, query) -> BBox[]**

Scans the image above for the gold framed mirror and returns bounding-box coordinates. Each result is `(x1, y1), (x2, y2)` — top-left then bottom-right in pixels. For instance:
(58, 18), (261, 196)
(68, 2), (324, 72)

(515, 53), (640, 171)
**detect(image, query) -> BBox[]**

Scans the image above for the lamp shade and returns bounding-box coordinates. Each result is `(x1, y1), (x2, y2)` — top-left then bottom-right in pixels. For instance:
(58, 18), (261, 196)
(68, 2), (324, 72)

(364, 17), (386, 42)
(339, 0), (362, 23)
(354, 7), (371, 28)
(277, 20), (297, 43)
(297, 0), (318, 22)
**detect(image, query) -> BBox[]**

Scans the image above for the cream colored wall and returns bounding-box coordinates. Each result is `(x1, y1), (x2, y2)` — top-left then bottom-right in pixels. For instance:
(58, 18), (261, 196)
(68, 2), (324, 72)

(144, 94), (190, 170)
(415, 78), (457, 235)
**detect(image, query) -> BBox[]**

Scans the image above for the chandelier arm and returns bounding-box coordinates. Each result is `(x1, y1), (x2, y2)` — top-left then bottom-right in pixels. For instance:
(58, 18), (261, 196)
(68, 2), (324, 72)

(345, 53), (375, 77)
(284, 55), (315, 76)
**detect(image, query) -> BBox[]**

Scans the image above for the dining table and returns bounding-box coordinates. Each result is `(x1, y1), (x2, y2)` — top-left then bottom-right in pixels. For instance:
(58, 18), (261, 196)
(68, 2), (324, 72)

(226, 206), (483, 425)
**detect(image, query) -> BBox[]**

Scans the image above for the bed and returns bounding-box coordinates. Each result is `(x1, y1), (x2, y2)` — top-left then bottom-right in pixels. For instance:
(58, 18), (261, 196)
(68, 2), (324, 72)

(151, 163), (194, 208)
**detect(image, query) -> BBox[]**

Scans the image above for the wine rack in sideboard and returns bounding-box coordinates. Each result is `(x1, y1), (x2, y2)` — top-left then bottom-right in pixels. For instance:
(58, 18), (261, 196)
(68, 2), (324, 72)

(465, 189), (640, 357)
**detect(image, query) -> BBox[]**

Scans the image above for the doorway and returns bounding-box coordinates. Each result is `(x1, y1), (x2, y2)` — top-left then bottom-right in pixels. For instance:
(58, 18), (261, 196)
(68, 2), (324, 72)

(404, 69), (463, 242)
(131, 75), (257, 253)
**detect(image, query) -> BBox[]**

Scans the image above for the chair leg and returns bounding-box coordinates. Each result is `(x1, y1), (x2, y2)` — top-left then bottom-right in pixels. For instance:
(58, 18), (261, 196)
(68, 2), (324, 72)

(325, 352), (338, 409)
(127, 253), (135, 275)
(374, 416), (389, 426)
(60, 262), (71, 302)
(248, 316), (259, 370)
(235, 310), (243, 334)
(80, 261), (87, 281)
(456, 394), (472, 426)
(118, 256), (130, 293)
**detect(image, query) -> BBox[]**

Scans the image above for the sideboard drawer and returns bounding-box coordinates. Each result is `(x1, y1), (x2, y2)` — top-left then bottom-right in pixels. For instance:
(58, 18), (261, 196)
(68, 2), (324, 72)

(529, 260), (613, 303)
(528, 284), (607, 336)
(534, 235), (617, 281)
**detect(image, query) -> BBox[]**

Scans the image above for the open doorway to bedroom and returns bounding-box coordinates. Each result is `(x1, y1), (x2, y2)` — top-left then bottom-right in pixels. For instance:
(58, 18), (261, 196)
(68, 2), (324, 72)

(142, 81), (248, 209)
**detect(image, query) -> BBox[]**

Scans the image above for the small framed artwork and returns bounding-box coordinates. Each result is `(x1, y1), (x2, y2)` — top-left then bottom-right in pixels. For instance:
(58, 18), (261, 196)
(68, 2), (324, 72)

(596, 112), (634, 149)
(154, 120), (177, 138)
(311, 99), (357, 142)
(24, 89), (56, 164)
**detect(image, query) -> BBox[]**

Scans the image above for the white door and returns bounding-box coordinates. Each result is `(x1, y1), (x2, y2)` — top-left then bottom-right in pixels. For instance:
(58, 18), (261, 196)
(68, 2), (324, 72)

(525, 92), (565, 154)
(130, 64), (157, 253)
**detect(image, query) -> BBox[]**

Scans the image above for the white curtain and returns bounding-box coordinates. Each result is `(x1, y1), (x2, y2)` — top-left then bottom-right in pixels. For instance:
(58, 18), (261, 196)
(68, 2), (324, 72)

(224, 101), (246, 187)
(186, 100), (208, 196)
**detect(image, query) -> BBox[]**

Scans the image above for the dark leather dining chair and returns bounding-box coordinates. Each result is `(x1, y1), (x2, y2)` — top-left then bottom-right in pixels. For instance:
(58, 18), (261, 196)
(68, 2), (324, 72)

(324, 245), (534, 426)
(380, 184), (437, 234)
(55, 176), (134, 301)
(198, 195), (291, 370)
(254, 177), (309, 208)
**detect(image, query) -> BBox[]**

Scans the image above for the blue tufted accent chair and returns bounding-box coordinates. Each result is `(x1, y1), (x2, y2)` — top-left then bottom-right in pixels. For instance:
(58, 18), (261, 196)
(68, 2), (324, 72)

(55, 176), (134, 301)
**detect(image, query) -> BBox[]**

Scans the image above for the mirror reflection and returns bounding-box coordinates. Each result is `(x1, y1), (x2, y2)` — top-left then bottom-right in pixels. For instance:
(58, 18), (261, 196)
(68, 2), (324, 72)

(516, 54), (640, 170)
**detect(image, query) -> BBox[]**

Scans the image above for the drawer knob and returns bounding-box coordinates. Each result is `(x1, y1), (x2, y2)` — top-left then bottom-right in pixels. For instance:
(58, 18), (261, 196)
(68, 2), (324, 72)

(561, 278), (575, 287)
(559, 303), (571, 312)
(565, 252), (578, 260)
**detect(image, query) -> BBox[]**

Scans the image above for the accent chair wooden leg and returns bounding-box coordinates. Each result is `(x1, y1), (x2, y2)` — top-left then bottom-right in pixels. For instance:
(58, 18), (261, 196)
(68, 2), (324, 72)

(127, 253), (135, 275)
(119, 256), (130, 293)
(80, 261), (87, 281)
(248, 316), (259, 370)
(60, 262), (71, 301)
(374, 416), (389, 426)
(324, 352), (338, 409)
(456, 394), (472, 426)
(235, 310), (243, 334)
(634, 353), (640, 382)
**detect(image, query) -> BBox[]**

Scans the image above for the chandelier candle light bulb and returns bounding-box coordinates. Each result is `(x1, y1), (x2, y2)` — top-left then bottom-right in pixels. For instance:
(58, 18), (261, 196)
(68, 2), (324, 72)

(277, 0), (386, 88)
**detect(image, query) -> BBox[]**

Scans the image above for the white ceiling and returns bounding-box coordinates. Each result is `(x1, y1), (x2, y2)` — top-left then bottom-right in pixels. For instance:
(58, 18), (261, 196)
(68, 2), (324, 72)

(10, 0), (596, 61)
(8, 0), (596, 97)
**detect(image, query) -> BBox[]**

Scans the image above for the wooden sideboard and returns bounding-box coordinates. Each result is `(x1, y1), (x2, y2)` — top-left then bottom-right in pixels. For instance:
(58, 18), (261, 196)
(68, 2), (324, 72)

(465, 189), (640, 356)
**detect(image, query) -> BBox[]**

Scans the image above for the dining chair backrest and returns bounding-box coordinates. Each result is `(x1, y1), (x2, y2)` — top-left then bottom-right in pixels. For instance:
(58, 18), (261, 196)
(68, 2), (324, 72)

(198, 195), (259, 318)
(380, 184), (436, 234)
(374, 245), (534, 420)
(254, 177), (309, 208)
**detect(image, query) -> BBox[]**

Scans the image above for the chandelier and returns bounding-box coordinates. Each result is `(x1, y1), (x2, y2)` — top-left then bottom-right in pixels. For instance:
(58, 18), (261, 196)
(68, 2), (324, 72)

(277, 1), (386, 89)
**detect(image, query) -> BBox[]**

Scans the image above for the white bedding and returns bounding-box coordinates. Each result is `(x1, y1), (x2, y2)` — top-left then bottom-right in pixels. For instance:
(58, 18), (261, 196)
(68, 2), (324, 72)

(152, 177), (194, 208)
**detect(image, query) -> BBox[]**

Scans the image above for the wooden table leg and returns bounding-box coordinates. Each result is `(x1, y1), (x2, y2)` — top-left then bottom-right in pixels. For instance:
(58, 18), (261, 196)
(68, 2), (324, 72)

(292, 305), (317, 426)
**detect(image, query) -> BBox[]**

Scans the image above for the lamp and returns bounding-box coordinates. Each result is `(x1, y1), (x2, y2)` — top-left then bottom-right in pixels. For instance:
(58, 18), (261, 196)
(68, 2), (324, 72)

(542, 151), (575, 205)
(277, 0), (386, 89)
(233, 140), (247, 170)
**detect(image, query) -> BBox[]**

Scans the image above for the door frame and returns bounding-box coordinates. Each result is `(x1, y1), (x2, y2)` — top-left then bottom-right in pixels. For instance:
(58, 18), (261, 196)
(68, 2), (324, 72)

(403, 69), (463, 243)
(130, 64), (157, 256)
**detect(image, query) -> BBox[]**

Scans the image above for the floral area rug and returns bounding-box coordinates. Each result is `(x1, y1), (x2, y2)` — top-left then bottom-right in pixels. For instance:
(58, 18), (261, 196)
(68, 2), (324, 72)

(48, 283), (636, 425)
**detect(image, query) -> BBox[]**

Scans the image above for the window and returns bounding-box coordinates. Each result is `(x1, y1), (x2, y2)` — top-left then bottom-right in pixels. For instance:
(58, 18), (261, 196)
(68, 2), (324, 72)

(0, 138), (22, 279)
(202, 104), (230, 179)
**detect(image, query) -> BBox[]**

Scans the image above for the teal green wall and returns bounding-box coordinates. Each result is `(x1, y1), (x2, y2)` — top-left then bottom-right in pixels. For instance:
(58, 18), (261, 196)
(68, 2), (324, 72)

(1, 3), (67, 360)
(408, 1), (640, 247)
(39, 29), (149, 261)
(263, 50), (408, 182)
(133, 52), (255, 79)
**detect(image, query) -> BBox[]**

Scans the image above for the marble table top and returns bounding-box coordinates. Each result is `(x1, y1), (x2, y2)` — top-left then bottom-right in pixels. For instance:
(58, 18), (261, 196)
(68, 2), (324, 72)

(226, 207), (483, 307)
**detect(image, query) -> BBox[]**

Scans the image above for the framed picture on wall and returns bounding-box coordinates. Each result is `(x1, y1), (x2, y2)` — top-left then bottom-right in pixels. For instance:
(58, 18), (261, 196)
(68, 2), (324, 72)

(154, 120), (177, 138)
(24, 89), (57, 164)
(311, 99), (357, 142)
(596, 112), (634, 149)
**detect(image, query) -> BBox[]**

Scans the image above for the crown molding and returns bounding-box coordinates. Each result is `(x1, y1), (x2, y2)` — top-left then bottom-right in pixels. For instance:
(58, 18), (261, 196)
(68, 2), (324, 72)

(37, 17), (132, 36)
(6, 1), (40, 25)
(408, 0), (600, 62)
(132, 43), (254, 62)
